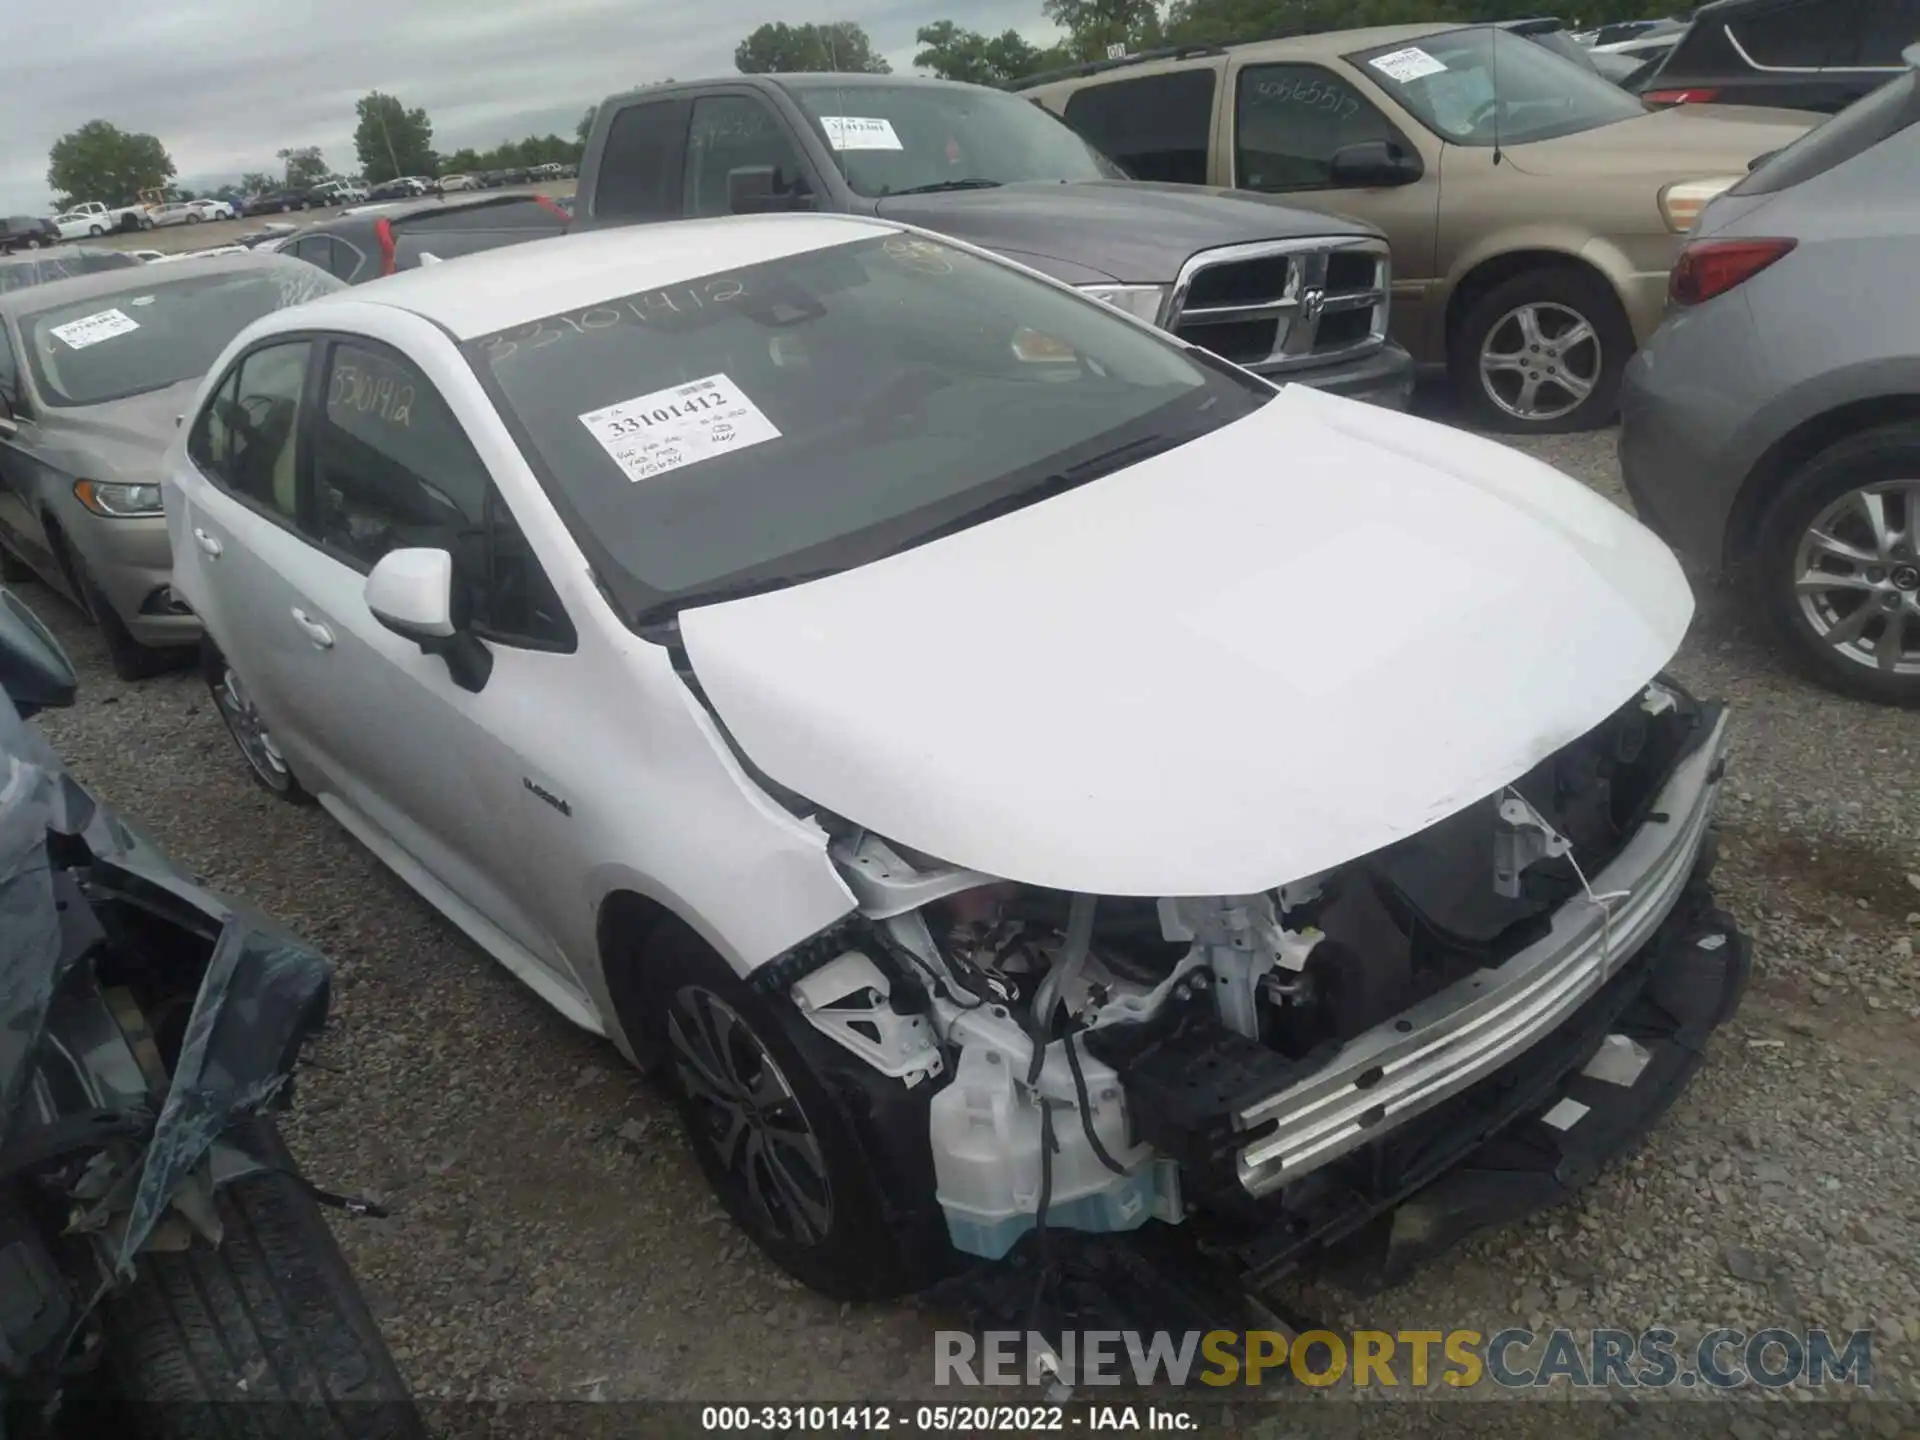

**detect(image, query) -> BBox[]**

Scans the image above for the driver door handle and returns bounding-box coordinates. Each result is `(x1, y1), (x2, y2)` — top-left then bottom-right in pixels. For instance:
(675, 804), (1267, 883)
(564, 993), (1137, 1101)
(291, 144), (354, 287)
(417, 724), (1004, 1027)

(192, 528), (222, 557)
(290, 608), (335, 649)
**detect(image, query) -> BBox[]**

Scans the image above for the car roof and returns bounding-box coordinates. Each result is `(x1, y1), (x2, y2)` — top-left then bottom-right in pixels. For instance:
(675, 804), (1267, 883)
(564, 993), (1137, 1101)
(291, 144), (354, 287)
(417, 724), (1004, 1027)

(335, 214), (897, 340)
(1019, 22), (1461, 90)
(0, 250), (316, 316)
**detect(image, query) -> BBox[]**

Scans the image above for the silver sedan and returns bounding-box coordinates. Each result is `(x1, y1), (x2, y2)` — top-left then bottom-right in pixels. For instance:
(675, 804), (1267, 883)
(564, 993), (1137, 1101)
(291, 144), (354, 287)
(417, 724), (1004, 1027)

(0, 254), (341, 677)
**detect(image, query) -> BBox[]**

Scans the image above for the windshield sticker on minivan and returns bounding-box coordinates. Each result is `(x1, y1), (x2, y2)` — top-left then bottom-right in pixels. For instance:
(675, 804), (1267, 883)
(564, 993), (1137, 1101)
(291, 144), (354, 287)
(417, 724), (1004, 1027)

(1369, 46), (1448, 83)
(579, 373), (782, 483)
(48, 308), (141, 349)
(820, 116), (904, 152)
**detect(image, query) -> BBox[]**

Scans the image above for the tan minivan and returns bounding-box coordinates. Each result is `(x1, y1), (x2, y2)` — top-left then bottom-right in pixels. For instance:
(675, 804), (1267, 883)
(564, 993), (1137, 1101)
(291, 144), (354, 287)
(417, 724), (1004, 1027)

(1024, 22), (1812, 432)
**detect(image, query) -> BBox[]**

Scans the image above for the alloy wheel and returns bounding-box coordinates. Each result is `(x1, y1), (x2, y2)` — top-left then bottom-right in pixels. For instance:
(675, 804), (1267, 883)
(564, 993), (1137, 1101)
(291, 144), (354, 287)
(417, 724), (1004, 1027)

(1477, 301), (1602, 424)
(666, 986), (834, 1247)
(212, 666), (293, 789)
(1793, 480), (1920, 677)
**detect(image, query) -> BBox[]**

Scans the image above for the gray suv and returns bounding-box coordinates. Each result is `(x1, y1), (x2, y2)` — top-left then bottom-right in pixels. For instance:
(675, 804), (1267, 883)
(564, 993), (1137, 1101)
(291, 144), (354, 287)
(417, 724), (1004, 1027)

(1620, 55), (1920, 706)
(575, 73), (1415, 407)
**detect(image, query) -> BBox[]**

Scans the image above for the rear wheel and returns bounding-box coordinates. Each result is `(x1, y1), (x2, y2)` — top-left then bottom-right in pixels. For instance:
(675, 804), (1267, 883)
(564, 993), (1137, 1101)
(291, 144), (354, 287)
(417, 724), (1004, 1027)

(1450, 264), (1633, 434)
(635, 918), (953, 1301)
(204, 639), (313, 800)
(1751, 423), (1920, 706)
(102, 1121), (424, 1440)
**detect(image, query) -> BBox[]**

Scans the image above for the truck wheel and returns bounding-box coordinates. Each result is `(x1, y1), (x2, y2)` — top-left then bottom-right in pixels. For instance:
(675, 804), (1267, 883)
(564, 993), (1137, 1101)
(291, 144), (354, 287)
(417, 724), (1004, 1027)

(1750, 422), (1920, 707)
(1449, 264), (1632, 435)
(103, 1121), (425, 1440)
(88, 224), (105, 237)
(634, 916), (955, 1301)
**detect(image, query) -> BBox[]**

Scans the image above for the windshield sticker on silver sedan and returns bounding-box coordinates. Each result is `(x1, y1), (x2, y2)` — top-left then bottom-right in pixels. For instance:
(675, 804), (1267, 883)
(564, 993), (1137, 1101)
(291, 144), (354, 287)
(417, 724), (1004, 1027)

(820, 116), (904, 151)
(579, 373), (781, 483)
(48, 307), (141, 349)
(1368, 46), (1448, 83)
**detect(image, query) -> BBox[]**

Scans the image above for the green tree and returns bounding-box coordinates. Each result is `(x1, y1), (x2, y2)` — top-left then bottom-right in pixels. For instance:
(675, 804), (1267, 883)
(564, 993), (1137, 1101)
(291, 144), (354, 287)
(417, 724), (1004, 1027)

(913, 21), (1064, 85)
(238, 170), (275, 195)
(353, 92), (437, 183)
(440, 148), (482, 175)
(277, 146), (329, 188)
(46, 120), (175, 207)
(1042, 0), (1163, 60)
(734, 21), (891, 74)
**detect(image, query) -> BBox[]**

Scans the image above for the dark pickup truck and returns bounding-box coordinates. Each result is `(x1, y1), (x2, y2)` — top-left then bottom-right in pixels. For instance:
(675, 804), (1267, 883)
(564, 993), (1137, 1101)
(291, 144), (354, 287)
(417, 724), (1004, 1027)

(575, 73), (1415, 407)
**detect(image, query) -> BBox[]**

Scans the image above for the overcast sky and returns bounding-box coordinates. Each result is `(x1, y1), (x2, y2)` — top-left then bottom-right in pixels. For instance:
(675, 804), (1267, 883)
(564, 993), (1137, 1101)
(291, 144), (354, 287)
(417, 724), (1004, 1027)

(0, 1), (1061, 211)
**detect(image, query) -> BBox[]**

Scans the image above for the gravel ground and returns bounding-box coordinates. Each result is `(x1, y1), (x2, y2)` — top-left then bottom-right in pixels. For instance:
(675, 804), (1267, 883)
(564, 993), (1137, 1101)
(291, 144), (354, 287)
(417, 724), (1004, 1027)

(20, 404), (1920, 1433)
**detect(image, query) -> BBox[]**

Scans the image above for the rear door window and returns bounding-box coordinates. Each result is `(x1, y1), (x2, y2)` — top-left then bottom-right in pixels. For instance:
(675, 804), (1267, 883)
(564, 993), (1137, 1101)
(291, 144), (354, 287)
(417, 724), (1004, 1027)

(1234, 64), (1408, 191)
(1728, 0), (1857, 68)
(595, 99), (686, 221)
(1062, 68), (1217, 184)
(188, 341), (313, 524)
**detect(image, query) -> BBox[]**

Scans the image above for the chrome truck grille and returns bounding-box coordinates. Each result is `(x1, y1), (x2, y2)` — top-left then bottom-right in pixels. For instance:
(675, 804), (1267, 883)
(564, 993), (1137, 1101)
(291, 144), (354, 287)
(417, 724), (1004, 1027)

(1166, 237), (1390, 375)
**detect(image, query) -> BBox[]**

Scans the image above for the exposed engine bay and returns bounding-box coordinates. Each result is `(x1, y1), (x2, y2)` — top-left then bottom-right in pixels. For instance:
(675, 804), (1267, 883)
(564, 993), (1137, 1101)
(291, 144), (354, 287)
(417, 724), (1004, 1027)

(784, 677), (1741, 1268)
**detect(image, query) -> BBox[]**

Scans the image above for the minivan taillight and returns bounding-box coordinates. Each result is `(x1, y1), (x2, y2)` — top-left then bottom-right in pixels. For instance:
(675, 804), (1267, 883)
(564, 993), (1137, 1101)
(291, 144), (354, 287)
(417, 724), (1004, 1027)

(1644, 87), (1723, 105)
(375, 217), (397, 276)
(1669, 237), (1797, 306)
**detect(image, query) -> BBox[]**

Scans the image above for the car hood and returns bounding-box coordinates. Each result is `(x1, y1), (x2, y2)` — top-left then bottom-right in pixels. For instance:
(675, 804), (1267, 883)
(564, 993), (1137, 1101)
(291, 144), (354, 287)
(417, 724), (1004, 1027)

(873, 180), (1378, 285)
(36, 378), (199, 478)
(1503, 103), (1814, 178)
(681, 387), (1694, 896)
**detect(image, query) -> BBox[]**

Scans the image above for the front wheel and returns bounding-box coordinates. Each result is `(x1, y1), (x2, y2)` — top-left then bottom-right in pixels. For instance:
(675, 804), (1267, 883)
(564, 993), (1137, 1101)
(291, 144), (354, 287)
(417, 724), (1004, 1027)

(103, 1121), (424, 1439)
(88, 224), (105, 237)
(637, 918), (954, 1301)
(1750, 422), (1920, 706)
(1449, 265), (1633, 434)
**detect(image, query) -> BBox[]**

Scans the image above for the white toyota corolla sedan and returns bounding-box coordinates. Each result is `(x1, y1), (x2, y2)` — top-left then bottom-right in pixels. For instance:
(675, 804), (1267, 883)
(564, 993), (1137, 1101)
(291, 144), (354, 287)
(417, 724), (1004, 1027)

(163, 215), (1746, 1302)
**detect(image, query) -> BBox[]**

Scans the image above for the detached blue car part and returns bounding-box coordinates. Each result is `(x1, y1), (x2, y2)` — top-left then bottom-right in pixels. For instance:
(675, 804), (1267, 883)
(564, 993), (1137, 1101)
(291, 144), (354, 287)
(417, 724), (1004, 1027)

(0, 589), (417, 1435)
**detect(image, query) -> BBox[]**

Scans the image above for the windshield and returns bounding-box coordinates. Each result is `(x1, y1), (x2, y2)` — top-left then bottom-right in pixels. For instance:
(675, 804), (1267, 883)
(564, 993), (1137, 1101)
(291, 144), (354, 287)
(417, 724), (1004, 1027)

(22, 266), (339, 407)
(468, 232), (1266, 624)
(781, 81), (1125, 196)
(1349, 27), (1645, 148)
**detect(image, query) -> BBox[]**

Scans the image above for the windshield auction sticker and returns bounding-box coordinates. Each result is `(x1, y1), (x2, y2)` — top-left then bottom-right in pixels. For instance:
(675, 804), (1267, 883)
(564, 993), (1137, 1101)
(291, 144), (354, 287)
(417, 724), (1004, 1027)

(48, 308), (141, 349)
(1368, 46), (1448, 83)
(579, 374), (781, 483)
(819, 116), (904, 151)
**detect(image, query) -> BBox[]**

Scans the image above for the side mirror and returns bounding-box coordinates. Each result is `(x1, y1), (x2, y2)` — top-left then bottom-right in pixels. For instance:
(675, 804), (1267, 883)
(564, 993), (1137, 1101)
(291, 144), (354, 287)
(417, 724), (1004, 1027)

(728, 166), (814, 215)
(366, 547), (456, 642)
(364, 547), (493, 694)
(0, 587), (78, 716)
(1328, 140), (1425, 189)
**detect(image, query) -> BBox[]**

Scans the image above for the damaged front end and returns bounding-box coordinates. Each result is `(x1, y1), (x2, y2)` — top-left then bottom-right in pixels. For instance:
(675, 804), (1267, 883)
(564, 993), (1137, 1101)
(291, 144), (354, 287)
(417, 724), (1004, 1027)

(778, 677), (1747, 1287)
(0, 676), (330, 1398)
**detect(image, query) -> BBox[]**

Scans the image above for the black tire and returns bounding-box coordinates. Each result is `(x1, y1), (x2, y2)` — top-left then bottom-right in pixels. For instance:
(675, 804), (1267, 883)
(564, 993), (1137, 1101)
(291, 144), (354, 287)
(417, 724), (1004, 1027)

(102, 1121), (423, 1440)
(1449, 263), (1634, 435)
(1749, 422), (1920, 707)
(89, 224), (105, 237)
(202, 638), (315, 801)
(636, 918), (955, 1301)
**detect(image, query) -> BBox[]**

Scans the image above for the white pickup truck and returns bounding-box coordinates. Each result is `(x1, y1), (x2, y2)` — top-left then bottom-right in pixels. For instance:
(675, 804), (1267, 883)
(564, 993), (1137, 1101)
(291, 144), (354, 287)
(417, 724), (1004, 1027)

(50, 200), (153, 238)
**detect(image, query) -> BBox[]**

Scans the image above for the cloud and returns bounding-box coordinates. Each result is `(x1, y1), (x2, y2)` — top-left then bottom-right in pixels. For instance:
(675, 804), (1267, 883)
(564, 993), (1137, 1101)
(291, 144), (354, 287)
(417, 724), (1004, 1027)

(1, 1), (1056, 209)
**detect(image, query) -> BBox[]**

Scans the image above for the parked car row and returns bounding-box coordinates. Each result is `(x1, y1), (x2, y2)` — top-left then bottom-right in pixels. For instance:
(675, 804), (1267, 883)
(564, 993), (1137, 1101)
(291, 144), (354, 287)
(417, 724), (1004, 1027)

(1020, 21), (1813, 433)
